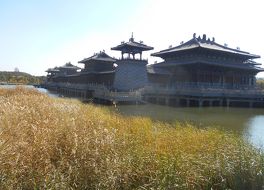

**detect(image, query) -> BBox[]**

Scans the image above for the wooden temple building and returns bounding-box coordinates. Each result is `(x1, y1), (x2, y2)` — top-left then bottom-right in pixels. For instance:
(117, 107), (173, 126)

(44, 33), (264, 107)
(146, 33), (264, 107)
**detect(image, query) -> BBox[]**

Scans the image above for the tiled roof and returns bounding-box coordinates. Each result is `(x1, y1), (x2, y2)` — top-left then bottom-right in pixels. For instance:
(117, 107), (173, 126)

(78, 51), (116, 64)
(45, 67), (60, 73)
(152, 34), (260, 59)
(60, 62), (80, 70)
(111, 36), (153, 52)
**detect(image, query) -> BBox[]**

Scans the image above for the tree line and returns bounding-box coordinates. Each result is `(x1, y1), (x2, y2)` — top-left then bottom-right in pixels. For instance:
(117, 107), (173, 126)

(256, 78), (264, 90)
(0, 71), (46, 85)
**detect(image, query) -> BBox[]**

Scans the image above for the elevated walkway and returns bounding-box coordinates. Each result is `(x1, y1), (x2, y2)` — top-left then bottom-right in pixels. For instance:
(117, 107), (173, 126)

(43, 82), (143, 104)
(143, 83), (264, 108)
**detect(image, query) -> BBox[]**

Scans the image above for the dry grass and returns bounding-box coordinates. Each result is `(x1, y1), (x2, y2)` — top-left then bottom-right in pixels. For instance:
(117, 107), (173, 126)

(0, 87), (263, 189)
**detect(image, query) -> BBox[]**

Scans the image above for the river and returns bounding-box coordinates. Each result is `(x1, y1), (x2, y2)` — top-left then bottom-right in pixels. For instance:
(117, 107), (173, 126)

(1, 85), (264, 149)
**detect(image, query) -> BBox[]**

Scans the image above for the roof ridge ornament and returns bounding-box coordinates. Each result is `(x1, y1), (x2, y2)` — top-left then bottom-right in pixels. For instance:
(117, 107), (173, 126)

(129, 32), (134, 42)
(202, 34), (206, 41)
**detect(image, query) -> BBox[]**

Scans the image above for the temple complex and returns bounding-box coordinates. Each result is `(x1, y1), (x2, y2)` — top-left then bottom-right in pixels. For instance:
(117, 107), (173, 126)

(44, 33), (264, 107)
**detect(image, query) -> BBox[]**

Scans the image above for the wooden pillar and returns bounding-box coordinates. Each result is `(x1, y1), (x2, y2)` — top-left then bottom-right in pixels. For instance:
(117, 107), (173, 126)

(186, 99), (190, 107)
(219, 99), (223, 107)
(175, 98), (180, 106)
(153, 97), (158, 104)
(253, 77), (256, 85)
(199, 99), (203, 107)
(249, 101), (253, 108)
(209, 100), (213, 107)
(165, 98), (170, 106)
(226, 99), (230, 107)
(248, 77), (252, 86)
(197, 70), (200, 83)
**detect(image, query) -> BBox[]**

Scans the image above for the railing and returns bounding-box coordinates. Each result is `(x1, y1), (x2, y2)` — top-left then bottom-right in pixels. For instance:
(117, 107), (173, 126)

(44, 82), (143, 102)
(44, 82), (109, 91)
(44, 81), (264, 100)
(117, 58), (148, 62)
(144, 82), (264, 98)
(159, 82), (257, 90)
(94, 89), (142, 102)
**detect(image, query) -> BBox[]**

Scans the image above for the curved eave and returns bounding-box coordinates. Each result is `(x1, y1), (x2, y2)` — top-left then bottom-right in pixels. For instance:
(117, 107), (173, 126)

(111, 44), (154, 52)
(46, 71), (59, 73)
(79, 70), (115, 75)
(45, 69), (60, 73)
(151, 46), (260, 59)
(59, 67), (81, 70)
(78, 58), (116, 64)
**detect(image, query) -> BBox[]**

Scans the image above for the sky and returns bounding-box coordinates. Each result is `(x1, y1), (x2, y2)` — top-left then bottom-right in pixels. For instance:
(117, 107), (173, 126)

(0, 0), (264, 77)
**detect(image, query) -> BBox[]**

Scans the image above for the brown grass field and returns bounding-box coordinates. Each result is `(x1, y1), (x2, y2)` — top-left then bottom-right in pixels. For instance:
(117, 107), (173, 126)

(0, 87), (263, 189)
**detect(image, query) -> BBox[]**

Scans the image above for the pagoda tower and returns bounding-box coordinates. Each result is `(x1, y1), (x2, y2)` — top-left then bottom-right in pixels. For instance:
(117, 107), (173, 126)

(111, 33), (153, 91)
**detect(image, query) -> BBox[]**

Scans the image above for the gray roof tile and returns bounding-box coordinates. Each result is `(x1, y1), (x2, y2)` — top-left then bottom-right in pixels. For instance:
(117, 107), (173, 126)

(78, 51), (116, 64)
(152, 34), (260, 59)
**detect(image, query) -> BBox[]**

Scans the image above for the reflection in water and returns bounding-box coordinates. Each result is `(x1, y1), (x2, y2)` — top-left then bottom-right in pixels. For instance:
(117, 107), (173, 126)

(246, 116), (264, 149)
(110, 104), (264, 149)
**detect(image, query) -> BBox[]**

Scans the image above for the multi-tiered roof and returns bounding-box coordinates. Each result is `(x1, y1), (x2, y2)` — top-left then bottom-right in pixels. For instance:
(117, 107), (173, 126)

(152, 33), (263, 72)
(59, 62), (80, 70)
(111, 34), (153, 60)
(78, 51), (116, 64)
(78, 51), (116, 73)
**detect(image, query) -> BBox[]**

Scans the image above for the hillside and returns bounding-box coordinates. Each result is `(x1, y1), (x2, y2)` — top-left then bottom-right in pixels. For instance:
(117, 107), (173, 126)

(0, 71), (46, 84)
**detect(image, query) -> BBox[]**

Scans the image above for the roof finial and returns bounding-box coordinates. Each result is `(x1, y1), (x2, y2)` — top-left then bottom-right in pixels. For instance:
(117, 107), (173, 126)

(130, 32), (134, 42)
(202, 34), (206, 41)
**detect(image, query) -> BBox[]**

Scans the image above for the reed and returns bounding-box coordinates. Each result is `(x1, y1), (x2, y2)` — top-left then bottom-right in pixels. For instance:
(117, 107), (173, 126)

(0, 87), (263, 189)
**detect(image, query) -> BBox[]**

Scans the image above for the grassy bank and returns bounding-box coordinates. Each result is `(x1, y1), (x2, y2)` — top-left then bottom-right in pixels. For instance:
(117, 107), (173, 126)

(0, 87), (263, 189)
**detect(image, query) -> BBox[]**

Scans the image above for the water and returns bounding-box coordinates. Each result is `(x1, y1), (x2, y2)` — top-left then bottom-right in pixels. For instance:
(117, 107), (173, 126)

(1, 85), (264, 149)
(110, 104), (264, 149)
